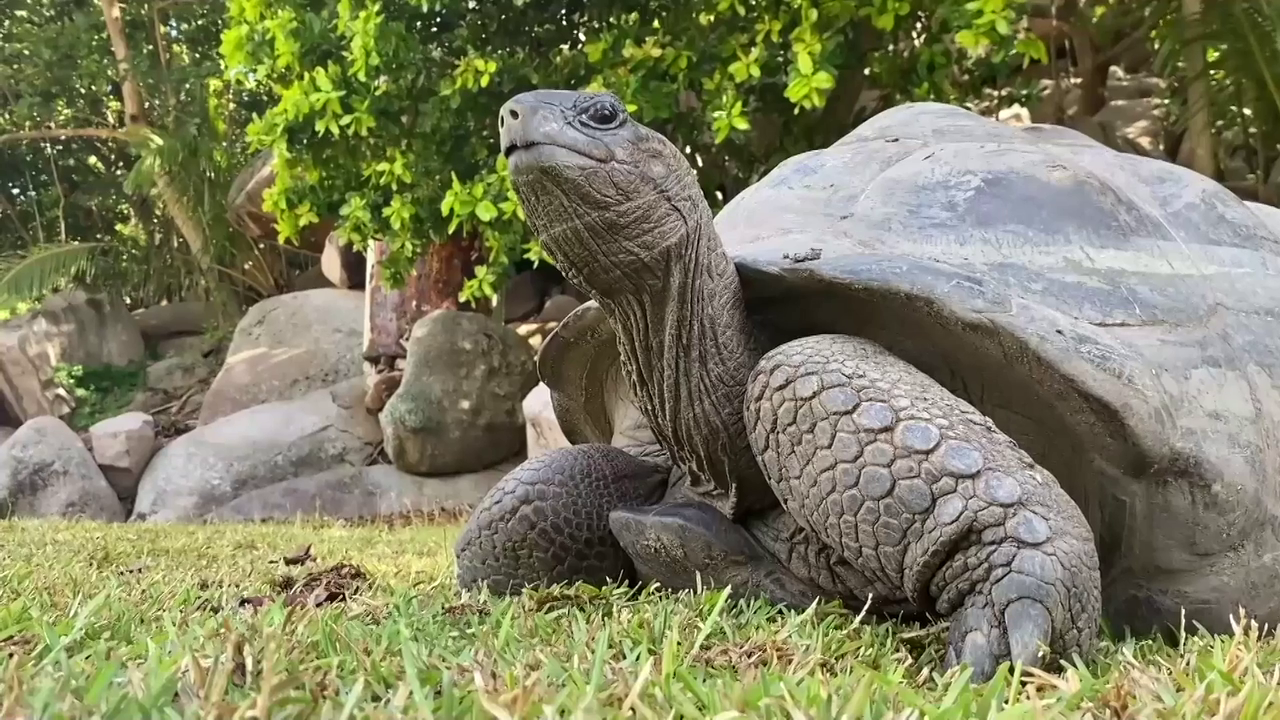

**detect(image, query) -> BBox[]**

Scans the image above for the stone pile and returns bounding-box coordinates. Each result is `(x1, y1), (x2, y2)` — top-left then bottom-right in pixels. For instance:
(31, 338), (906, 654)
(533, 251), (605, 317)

(0, 275), (581, 524)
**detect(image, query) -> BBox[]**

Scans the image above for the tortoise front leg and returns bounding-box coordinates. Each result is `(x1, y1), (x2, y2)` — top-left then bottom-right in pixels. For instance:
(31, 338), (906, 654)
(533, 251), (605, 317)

(454, 444), (670, 594)
(742, 334), (1102, 682)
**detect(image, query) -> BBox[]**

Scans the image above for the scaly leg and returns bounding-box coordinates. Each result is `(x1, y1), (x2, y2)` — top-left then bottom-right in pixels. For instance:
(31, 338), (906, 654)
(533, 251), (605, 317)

(606, 334), (1101, 681)
(454, 444), (670, 594)
(746, 334), (1101, 680)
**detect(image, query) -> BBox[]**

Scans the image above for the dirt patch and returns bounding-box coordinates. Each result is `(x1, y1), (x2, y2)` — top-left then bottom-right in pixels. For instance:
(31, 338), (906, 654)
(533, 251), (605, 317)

(690, 639), (815, 672)
(136, 340), (228, 442)
(444, 600), (491, 619)
(1, 634), (38, 659)
(238, 562), (370, 610)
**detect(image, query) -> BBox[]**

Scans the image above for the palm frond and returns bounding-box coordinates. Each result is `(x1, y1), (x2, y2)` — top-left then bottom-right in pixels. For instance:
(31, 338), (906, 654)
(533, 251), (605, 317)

(1156, 0), (1280, 123)
(0, 242), (111, 304)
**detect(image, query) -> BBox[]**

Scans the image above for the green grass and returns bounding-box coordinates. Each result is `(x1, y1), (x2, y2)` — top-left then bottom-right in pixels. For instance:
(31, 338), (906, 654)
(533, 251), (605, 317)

(2, 519), (1279, 719)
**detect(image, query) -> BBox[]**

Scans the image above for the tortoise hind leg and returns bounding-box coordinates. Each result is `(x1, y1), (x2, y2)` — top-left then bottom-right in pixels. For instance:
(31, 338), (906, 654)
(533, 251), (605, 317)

(744, 333), (1102, 682)
(454, 444), (670, 594)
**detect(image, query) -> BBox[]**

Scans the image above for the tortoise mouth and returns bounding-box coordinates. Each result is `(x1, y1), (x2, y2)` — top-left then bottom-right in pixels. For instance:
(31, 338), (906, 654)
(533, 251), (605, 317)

(501, 138), (534, 159)
(503, 141), (604, 169)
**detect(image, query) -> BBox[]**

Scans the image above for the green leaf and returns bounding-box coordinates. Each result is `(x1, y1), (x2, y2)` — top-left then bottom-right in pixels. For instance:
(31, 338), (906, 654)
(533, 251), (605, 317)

(810, 70), (836, 90)
(795, 50), (814, 76)
(0, 243), (111, 304)
(475, 200), (498, 222)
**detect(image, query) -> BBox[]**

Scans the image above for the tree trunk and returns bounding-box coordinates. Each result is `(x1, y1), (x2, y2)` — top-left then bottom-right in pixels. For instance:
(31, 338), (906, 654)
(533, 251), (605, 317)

(362, 235), (485, 362)
(1175, 0), (1217, 179)
(1064, 7), (1108, 118)
(97, 0), (212, 270)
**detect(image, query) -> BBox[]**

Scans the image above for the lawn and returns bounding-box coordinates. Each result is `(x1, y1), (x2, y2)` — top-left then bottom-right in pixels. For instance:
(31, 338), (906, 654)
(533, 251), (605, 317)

(1, 519), (1277, 719)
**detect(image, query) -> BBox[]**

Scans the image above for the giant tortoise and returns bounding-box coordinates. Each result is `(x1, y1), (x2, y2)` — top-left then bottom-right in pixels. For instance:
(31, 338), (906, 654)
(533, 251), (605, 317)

(455, 90), (1280, 681)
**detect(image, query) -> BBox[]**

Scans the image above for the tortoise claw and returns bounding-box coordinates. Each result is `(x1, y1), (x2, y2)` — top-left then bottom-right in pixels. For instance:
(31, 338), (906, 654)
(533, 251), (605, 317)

(943, 597), (1054, 683)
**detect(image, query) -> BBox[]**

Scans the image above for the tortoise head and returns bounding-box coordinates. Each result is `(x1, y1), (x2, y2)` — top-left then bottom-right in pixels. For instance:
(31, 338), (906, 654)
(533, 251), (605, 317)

(498, 90), (707, 298)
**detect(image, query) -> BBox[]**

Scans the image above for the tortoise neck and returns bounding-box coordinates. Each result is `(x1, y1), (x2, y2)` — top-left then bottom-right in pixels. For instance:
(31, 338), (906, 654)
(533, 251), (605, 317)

(594, 208), (772, 517)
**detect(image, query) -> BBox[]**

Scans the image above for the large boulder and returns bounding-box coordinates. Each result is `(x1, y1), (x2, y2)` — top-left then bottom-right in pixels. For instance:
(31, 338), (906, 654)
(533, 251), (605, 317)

(0, 416), (125, 520)
(502, 269), (554, 322)
(1105, 69), (1166, 103)
(131, 301), (213, 341)
(1094, 97), (1167, 160)
(146, 354), (214, 393)
(131, 377), (381, 522)
(523, 383), (570, 459)
(198, 289), (365, 424)
(1028, 78), (1082, 124)
(0, 290), (145, 425)
(204, 459), (518, 522)
(87, 411), (157, 499)
(380, 309), (537, 475)
(320, 233), (367, 290)
(226, 149), (330, 254)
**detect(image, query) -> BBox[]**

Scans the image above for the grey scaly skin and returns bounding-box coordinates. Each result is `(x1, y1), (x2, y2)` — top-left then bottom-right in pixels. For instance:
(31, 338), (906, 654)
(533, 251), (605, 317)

(454, 89), (1102, 681)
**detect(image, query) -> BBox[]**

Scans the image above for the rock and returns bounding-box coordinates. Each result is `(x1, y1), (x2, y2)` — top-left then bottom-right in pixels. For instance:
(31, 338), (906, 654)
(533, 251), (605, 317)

(996, 104), (1031, 126)
(1028, 78), (1081, 124)
(364, 370), (402, 413)
(291, 264), (333, 291)
(227, 149), (331, 253)
(523, 383), (570, 459)
(1066, 116), (1109, 146)
(198, 288), (365, 425)
(320, 232), (367, 290)
(155, 334), (218, 359)
(146, 355), (213, 392)
(132, 301), (212, 340)
(502, 270), (550, 322)
(1094, 98), (1167, 159)
(130, 378), (381, 522)
(1222, 151), (1254, 184)
(0, 290), (146, 425)
(88, 411), (156, 499)
(534, 294), (581, 323)
(558, 281), (591, 303)
(0, 416), (125, 520)
(380, 309), (537, 475)
(1106, 73), (1166, 102)
(510, 320), (560, 352)
(204, 459), (518, 522)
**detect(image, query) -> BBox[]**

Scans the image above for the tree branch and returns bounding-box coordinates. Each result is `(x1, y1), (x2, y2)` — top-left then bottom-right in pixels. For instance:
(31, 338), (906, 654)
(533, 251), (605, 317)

(1098, 17), (1159, 66)
(153, 0), (204, 11)
(0, 128), (131, 145)
(98, 0), (212, 269)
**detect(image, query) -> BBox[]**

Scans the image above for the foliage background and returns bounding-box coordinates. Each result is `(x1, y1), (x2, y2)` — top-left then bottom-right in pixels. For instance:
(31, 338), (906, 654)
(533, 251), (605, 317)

(0, 0), (1276, 313)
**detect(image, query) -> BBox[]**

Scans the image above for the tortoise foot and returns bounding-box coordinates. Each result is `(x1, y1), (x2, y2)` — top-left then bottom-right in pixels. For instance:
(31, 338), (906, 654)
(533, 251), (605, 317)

(608, 501), (825, 609)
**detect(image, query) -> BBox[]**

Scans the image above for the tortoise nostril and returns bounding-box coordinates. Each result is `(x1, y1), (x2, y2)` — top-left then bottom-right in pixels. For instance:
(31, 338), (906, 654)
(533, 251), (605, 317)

(507, 108), (520, 121)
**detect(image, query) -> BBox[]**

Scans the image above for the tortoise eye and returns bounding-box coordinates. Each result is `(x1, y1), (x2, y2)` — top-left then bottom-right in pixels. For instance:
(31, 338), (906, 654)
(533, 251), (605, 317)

(581, 101), (624, 129)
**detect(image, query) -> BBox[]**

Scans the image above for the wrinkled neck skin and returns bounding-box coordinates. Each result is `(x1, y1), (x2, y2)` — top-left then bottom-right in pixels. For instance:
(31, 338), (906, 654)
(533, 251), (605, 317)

(542, 185), (775, 519)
